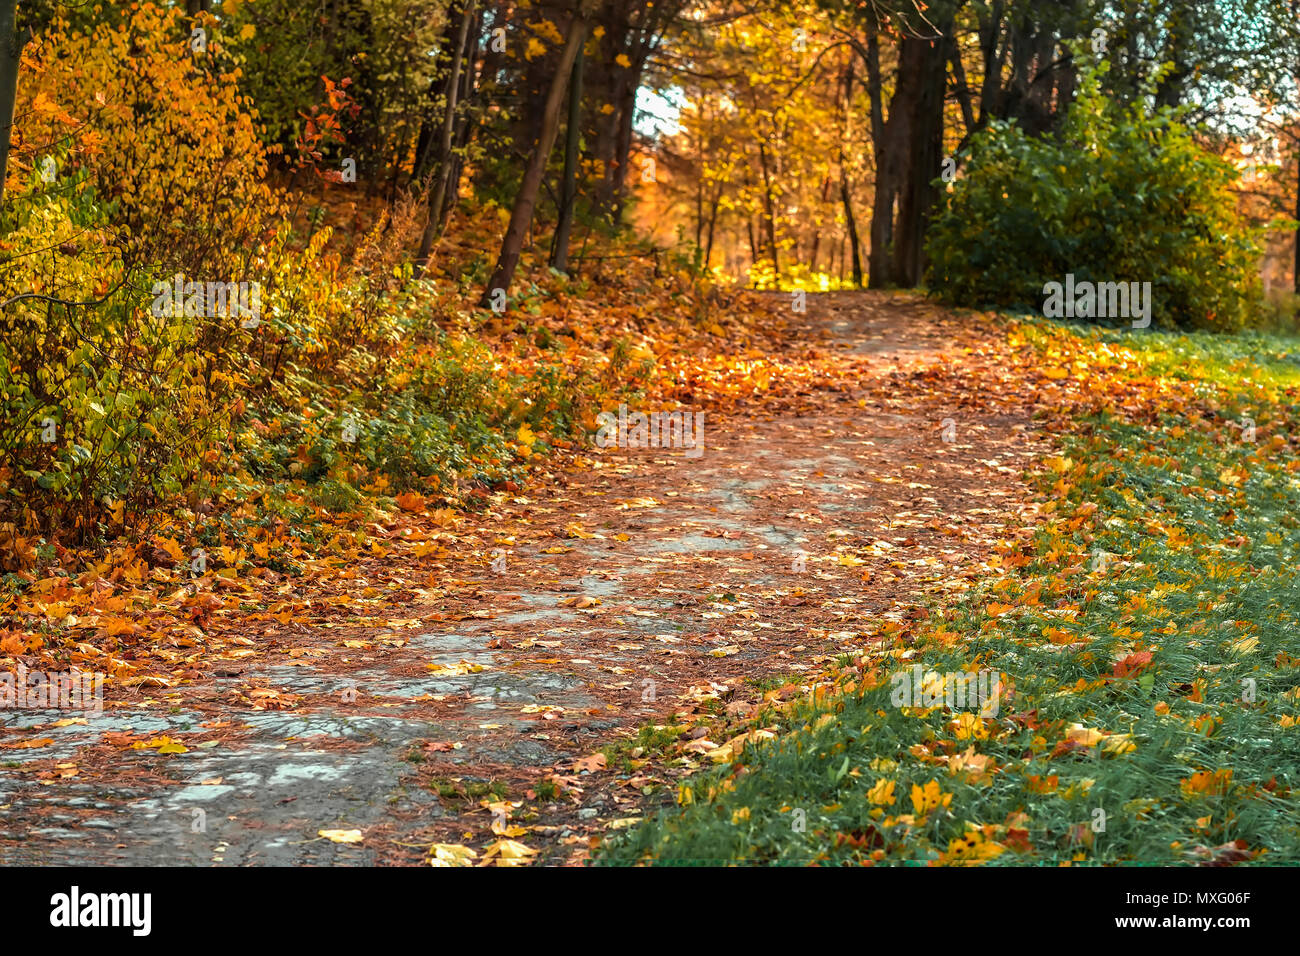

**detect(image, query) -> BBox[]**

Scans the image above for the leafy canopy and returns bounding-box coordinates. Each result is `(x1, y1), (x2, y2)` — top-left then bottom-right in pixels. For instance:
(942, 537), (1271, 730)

(925, 60), (1263, 331)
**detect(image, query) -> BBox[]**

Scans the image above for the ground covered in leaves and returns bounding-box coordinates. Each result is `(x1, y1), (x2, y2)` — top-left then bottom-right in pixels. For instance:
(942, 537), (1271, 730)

(0, 290), (1047, 865)
(600, 313), (1300, 866)
(7, 289), (1293, 867)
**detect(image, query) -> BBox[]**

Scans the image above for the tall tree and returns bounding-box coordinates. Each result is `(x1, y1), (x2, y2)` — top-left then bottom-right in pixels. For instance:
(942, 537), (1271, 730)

(860, 8), (955, 287)
(889, 8), (952, 286)
(550, 41), (585, 272)
(480, 5), (590, 307)
(414, 0), (476, 277)
(837, 55), (863, 287)
(832, 0), (963, 287)
(0, 0), (20, 211)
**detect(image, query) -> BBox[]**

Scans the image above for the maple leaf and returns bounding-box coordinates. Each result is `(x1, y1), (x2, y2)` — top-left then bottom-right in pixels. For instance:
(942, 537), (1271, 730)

(0, 634), (28, 655)
(395, 491), (425, 513)
(429, 844), (476, 867)
(480, 838), (537, 867)
(1113, 651), (1154, 678)
(910, 779), (952, 816)
(866, 779), (896, 806)
(573, 753), (607, 772)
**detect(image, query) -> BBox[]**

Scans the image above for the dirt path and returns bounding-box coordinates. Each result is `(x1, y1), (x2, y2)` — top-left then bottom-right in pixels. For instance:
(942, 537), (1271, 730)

(0, 291), (1046, 865)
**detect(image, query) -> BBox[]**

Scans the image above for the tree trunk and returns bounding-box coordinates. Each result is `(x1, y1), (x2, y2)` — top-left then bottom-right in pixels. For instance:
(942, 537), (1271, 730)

(606, 78), (638, 223)
(704, 183), (721, 270)
(550, 45), (584, 272)
(865, 19), (950, 289)
(757, 140), (779, 276)
(693, 159), (703, 253)
(948, 33), (975, 137)
(0, 0), (20, 212)
(838, 56), (863, 288)
(891, 27), (949, 287)
(414, 0), (475, 277)
(841, 173), (863, 288)
(1293, 147), (1300, 296)
(863, 32), (896, 287)
(692, 108), (707, 264)
(976, 0), (1005, 128)
(479, 11), (587, 307)
(412, 4), (473, 182)
(587, 1), (672, 222)
(440, 6), (482, 225)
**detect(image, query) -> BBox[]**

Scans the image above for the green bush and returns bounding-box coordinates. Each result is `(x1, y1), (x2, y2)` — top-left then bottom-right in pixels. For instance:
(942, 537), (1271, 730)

(0, 193), (243, 535)
(925, 61), (1263, 331)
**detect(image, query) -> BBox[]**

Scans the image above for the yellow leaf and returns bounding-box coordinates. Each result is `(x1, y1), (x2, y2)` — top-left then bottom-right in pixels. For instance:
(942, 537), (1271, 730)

(867, 779), (897, 806)
(158, 537), (186, 563)
(429, 843), (477, 866)
(1065, 723), (1105, 747)
(910, 779), (952, 816)
(481, 838), (537, 866)
(1101, 733), (1136, 755)
(318, 829), (364, 844)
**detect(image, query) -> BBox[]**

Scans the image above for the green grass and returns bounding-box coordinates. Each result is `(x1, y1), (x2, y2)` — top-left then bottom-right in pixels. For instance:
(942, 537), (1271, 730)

(595, 321), (1300, 866)
(603, 723), (689, 773)
(1021, 320), (1300, 396)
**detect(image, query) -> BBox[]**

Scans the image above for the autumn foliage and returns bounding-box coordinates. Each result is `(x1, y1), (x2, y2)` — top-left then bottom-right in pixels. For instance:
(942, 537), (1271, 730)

(0, 4), (747, 556)
(5, 0), (1300, 871)
(927, 62), (1263, 330)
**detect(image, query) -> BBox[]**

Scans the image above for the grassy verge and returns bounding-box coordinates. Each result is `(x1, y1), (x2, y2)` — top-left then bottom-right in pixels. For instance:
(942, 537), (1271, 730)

(596, 318), (1300, 865)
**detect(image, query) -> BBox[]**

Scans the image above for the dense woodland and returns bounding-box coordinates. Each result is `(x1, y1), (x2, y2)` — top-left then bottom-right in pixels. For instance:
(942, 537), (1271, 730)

(10, 0), (1300, 874)
(0, 1), (1295, 548)
(6, 1), (1299, 290)
(1, 0), (1299, 549)
(0, 0), (1289, 541)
